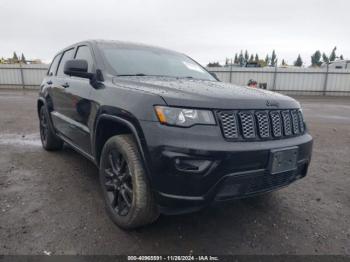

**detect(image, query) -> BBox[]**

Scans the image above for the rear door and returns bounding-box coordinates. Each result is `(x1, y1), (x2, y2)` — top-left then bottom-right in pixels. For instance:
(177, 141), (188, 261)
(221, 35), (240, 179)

(50, 48), (76, 142)
(44, 53), (61, 100)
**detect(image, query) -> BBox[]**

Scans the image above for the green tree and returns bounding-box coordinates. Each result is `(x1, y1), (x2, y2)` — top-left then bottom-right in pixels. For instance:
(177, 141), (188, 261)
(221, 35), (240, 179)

(234, 54), (239, 64)
(311, 50), (322, 67)
(244, 50), (249, 62)
(270, 50), (277, 66)
(238, 51), (245, 67)
(294, 55), (303, 67)
(322, 53), (329, 64)
(265, 54), (270, 66)
(282, 59), (287, 66)
(207, 62), (222, 67)
(20, 53), (27, 64)
(340, 54), (344, 60)
(249, 54), (254, 63)
(329, 46), (337, 61)
(254, 54), (259, 63)
(12, 52), (19, 63)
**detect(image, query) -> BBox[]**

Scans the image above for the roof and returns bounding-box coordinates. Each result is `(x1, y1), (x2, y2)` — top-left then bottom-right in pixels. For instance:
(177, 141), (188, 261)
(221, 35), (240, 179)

(91, 39), (180, 54)
(57, 39), (180, 55)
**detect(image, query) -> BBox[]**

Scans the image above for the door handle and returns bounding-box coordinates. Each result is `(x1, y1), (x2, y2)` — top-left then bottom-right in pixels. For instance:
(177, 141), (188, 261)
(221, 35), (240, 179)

(46, 80), (52, 85)
(62, 82), (70, 88)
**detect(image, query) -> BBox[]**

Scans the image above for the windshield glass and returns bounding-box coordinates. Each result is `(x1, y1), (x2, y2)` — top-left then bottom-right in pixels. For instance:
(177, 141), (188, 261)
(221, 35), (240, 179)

(100, 46), (215, 81)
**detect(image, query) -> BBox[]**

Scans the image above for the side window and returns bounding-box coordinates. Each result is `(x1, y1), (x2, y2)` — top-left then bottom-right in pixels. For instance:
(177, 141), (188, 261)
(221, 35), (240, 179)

(56, 49), (75, 77)
(47, 54), (61, 76)
(75, 45), (94, 73)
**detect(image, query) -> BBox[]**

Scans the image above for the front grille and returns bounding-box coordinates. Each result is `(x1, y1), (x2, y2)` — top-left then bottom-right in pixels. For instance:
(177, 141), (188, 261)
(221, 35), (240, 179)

(217, 109), (305, 141)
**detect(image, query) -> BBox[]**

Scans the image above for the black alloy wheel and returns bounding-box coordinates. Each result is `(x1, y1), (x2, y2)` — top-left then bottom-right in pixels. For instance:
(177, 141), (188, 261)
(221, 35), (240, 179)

(103, 150), (133, 216)
(39, 107), (48, 145)
(99, 134), (159, 229)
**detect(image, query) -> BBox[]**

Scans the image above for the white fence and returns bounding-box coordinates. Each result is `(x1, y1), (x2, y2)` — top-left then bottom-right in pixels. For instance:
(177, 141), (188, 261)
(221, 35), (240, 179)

(0, 64), (350, 96)
(208, 67), (350, 96)
(0, 64), (48, 89)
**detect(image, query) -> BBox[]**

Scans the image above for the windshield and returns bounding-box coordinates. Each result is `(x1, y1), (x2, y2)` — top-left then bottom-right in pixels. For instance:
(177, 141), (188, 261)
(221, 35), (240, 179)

(100, 46), (215, 81)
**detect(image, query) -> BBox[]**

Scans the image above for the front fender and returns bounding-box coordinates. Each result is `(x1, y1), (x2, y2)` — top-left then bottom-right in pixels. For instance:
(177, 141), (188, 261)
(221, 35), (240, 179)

(93, 113), (154, 182)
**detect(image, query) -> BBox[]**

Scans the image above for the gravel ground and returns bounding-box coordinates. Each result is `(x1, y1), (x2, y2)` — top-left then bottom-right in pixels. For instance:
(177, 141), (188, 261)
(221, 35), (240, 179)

(0, 90), (349, 255)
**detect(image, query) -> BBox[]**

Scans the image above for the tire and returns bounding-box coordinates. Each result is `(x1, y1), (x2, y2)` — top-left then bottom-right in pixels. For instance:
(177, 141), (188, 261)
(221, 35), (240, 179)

(99, 134), (159, 229)
(39, 106), (63, 151)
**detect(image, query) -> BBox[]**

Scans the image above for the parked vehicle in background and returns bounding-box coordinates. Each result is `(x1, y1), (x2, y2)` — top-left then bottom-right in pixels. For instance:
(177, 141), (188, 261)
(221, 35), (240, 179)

(37, 40), (313, 229)
(321, 60), (350, 69)
(245, 62), (261, 68)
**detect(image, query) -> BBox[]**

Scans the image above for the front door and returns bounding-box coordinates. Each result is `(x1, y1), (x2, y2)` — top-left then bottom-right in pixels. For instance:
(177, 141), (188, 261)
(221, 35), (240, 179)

(50, 46), (95, 155)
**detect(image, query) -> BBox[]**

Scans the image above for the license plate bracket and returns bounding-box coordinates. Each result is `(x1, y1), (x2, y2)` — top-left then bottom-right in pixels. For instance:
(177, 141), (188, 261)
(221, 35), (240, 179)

(269, 147), (298, 174)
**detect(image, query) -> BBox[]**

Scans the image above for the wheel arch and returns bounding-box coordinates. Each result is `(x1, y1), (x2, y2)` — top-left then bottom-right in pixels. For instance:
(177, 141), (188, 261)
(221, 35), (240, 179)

(37, 97), (45, 117)
(93, 114), (152, 181)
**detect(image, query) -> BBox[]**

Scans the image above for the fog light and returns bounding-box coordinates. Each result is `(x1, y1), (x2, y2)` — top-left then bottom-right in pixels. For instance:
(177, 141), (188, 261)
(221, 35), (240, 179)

(174, 158), (212, 173)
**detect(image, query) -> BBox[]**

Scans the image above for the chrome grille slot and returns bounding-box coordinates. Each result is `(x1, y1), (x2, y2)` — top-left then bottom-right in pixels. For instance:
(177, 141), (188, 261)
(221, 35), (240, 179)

(270, 111), (282, 137)
(297, 110), (305, 133)
(255, 111), (270, 138)
(218, 112), (239, 139)
(238, 112), (256, 139)
(281, 110), (292, 136)
(291, 110), (300, 134)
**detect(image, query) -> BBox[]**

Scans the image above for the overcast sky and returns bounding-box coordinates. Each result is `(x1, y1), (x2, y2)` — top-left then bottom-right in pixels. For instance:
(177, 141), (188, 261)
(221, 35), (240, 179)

(0, 0), (349, 65)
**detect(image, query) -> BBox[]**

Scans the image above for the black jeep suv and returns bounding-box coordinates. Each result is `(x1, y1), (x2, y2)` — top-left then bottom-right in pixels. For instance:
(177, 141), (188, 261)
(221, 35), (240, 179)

(38, 40), (313, 228)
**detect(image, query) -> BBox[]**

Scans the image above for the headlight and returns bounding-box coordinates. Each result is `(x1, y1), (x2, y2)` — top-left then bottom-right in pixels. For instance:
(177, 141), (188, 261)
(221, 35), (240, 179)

(154, 106), (216, 127)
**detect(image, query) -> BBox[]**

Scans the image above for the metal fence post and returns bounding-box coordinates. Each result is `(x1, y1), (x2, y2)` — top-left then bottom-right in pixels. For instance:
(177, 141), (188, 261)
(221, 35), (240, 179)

(229, 58), (233, 83)
(272, 65), (278, 91)
(19, 63), (25, 89)
(323, 62), (329, 96)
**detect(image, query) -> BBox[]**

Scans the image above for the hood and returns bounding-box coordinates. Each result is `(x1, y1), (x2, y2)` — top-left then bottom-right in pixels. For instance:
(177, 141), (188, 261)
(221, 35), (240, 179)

(112, 76), (300, 109)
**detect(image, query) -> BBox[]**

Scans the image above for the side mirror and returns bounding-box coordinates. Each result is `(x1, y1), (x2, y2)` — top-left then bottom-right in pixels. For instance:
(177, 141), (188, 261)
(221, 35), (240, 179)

(209, 72), (220, 81)
(64, 59), (94, 79)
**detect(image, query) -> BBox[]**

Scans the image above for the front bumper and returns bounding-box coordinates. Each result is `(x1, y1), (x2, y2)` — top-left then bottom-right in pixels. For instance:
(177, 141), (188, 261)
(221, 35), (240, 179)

(140, 121), (313, 214)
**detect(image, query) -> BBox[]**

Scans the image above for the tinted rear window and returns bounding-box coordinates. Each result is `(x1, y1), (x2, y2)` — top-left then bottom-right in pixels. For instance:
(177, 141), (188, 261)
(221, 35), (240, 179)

(47, 54), (61, 76)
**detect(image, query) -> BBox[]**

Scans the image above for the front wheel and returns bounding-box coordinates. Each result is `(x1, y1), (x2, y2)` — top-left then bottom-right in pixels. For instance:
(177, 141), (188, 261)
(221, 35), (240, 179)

(99, 134), (159, 229)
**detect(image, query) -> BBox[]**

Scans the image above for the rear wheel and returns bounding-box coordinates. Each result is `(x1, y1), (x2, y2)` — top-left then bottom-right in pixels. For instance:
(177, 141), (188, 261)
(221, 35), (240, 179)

(99, 134), (159, 229)
(39, 106), (63, 151)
